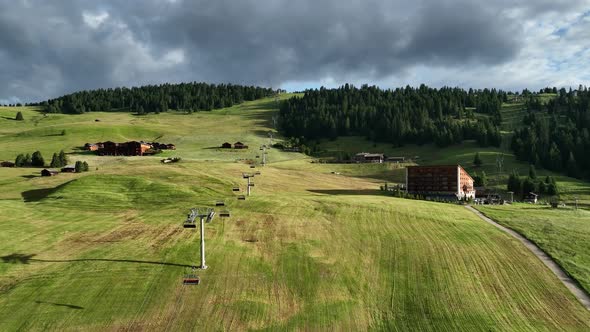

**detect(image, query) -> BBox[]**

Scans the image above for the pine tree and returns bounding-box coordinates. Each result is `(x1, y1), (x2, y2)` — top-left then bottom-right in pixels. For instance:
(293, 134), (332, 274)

(14, 154), (26, 167)
(58, 150), (68, 167)
(480, 171), (488, 187)
(50, 153), (61, 168)
(473, 152), (483, 167)
(75, 161), (83, 173)
(24, 154), (32, 167)
(15, 111), (24, 121)
(528, 164), (537, 179)
(82, 161), (89, 172)
(31, 151), (45, 167)
(566, 152), (580, 178)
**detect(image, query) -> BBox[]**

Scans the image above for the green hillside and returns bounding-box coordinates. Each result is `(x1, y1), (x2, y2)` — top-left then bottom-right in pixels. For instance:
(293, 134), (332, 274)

(0, 97), (589, 330)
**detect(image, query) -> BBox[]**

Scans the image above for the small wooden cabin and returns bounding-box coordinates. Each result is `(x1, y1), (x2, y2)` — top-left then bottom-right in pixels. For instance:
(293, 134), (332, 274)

(61, 165), (76, 173)
(41, 169), (59, 177)
(221, 142), (232, 149)
(234, 142), (248, 149)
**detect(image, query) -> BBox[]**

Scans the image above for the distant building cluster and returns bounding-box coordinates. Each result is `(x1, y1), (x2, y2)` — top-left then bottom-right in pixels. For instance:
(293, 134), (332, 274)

(221, 142), (249, 149)
(353, 152), (406, 164)
(85, 141), (176, 156)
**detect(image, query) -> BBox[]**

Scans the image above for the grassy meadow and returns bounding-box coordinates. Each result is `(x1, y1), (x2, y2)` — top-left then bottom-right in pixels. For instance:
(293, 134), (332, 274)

(476, 204), (590, 295)
(0, 98), (589, 330)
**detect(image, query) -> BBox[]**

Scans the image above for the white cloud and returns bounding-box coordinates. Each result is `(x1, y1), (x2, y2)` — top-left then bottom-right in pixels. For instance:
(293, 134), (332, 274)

(82, 11), (109, 29)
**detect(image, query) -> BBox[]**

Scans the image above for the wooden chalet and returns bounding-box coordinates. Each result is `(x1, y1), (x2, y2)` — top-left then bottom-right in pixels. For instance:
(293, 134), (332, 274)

(41, 169), (59, 177)
(61, 165), (76, 173)
(354, 152), (384, 163)
(234, 142), (248, 149)
(84, 143), (99, 151)
(221, 142), (232, 149)
(406, 165), (475, 200)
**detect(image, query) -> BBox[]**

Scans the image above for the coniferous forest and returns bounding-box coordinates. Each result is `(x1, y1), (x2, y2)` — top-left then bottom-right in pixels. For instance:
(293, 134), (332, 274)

(36, 82), (275, 114)
(279, 84), (503, 148)
(511, 87), (590, 179)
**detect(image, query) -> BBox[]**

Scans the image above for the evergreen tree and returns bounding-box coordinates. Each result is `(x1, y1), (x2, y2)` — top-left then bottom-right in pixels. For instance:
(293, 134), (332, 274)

(24, 154), (32, 167)
(14, 154), (26, 167)
(528, 164), (537, 179)
(58, 150), (68, 167)
(473, 152), (483, 167)
(566, 152), (580, 178)
(480, 171), (488, 187)
(31, 151), (45, 167)
(522, 178), (536, 195)
(82, 161), (89, 172)
(507, 170), (522, 196)
(15, 111), (24, 121)
(75, 161), (84, 173)
(50, 153), (61, 168)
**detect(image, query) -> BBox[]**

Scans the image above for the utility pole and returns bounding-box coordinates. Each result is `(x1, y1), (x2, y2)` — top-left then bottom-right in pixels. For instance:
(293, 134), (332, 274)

(575, 196), (578, 210)
(183, 208), (215, 269)
(507, 191), (514, 204)
(247, 176), (251, 196)
(199, 215), (207, 269)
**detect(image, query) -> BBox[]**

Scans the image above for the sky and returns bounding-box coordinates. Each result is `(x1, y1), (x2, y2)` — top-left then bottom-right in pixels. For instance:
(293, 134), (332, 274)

(0, 0), (589, 104)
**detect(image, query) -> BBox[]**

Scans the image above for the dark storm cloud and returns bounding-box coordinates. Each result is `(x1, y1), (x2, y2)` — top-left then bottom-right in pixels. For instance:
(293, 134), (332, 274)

(0, 0), (583, 102)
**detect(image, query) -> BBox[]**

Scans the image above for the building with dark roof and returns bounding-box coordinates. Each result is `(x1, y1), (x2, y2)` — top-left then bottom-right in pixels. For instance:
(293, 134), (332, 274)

(406, 165), (475, 200)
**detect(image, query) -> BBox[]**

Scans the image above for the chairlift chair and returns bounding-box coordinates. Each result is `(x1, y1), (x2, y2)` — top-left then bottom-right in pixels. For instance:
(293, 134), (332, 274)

(183, 274), (200, 285)
(232, 187), (240, 191)
(237, 195), (246, 200)
(249, 183), (255, 187)
(250, 165), (256, 168)
(183, 209), (198, 228)
(215, 201), (225, 206)
(219, 210), (231, 217)
(255, 171), (261, 175)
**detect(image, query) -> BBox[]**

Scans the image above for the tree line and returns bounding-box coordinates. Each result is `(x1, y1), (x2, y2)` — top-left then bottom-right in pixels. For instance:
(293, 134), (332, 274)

(34, 82), (275, 114)
(507, 165), (558, 198)
(14, 150), (88, 172)
(511, 87), (590, 179)
(279, 84), (503, 148)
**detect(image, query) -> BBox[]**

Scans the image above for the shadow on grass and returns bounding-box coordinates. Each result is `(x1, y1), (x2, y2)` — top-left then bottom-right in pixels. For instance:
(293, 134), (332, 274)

(1, 253), (194, 268)
(35, 301), (83, 310)
(20, 175), (37, 179)
(307, 189), (388, 196)
(1, 116), (18, 121)
(21, 181), (74, 202)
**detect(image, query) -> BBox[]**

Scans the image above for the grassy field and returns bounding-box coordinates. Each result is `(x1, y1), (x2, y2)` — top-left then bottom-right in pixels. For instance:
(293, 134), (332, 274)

(476, 204), (590, 295)
(0, 98), (589, 330)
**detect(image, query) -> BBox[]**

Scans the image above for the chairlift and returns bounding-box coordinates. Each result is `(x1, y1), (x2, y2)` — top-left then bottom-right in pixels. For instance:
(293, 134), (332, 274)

(219, 210), (231, 217)
(255, 171), (261, 175)
(183, 274), (200, 285)
(237, 195), (246, 200)
(256, 155), (260, 158)
(206, 210), (215, 223)
(215, 201), (225, 206)
(232, 187), (240, 191)
(183, 209), (198, 228)
(249, 183), (255, 187)
(250, 165), (256, 168)
(243, 173), (250, 179)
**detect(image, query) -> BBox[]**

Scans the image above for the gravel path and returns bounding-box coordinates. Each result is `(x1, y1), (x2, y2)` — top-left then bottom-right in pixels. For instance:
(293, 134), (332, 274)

(466, 205), (590, 311)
